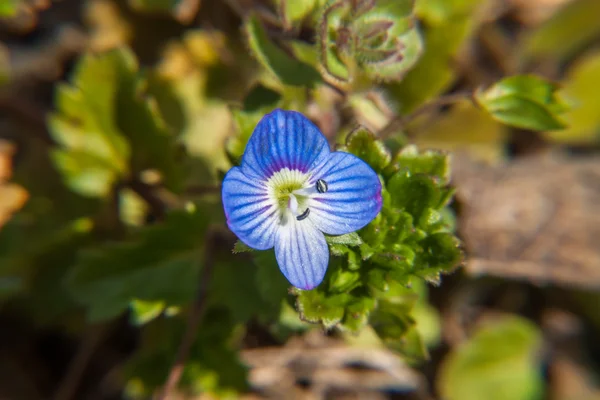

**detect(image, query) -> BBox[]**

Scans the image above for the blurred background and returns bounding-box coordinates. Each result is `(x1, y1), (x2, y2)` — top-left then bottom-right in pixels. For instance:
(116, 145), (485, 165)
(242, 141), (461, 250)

(0, 0), (599, 399)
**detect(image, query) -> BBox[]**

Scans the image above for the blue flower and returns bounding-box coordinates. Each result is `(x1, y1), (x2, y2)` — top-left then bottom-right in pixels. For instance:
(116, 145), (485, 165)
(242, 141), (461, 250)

(222, 109), (382, 290)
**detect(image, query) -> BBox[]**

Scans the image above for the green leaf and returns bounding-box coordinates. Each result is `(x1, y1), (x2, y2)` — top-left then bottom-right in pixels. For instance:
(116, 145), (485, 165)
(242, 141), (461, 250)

(546, 51), (600, 143)
(324, 232), (363, 246)
(411, 232), (463, 284)
(523, 0), (600, 62)
(343, 126), (391, 172)
(244, 14), (321, 87)
(390, 0), (481, 113)
(0, 0), (17, 17)
(49, 48), (183, 197)
(369, 283), (429, 361)
(48, 50), (132, 197)
(475, 75), (568, 131)
(438, 316), (544, 400)
(387, 171), (441, 224)
(392, 145), (450, 184)
(295, 288), (346, 329)
(253, 250), (290, 317)
(232, 240), (254, 253)
(130, 299), (169, 326)
(116, 63), (184, 192)
(276, 0), (320, 28)
(125, 310), (247, 397)
(128, 0), (200, 23)
(67, 208), (210, 321)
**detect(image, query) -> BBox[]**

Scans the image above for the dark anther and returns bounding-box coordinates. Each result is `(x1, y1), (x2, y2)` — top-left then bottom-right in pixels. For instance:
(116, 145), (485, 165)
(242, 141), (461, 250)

(316, 179), (328, 193)
(296, 208), (310, 221)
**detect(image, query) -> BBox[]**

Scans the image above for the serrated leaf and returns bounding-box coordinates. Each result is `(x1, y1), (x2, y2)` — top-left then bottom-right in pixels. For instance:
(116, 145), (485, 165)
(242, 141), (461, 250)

(412, 232), (463, 283)
(339, 293), (376, 332)
(387, 171), (440, 224)
(67, 209), (210, 321)
(475, 75), (568, 131)
(49, 48), (183, 197)
(343, 126), (391, 172)
(369, 284), (429, 361)
(245, 14), (321, 87)
(295, 288), (346, 329)
(393, 145), (450, 184)
(232, 240), (254, 253)
(325, 232), (363, 246)
(438, 316), (544, 400)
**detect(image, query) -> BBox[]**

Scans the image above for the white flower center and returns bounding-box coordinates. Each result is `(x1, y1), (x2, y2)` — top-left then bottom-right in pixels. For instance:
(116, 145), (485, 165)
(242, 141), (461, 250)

(266, 168), (320, 225)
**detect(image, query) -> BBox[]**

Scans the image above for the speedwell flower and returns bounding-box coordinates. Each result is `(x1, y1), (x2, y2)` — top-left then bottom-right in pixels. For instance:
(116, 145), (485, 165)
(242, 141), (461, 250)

(222, 109), (382, 290)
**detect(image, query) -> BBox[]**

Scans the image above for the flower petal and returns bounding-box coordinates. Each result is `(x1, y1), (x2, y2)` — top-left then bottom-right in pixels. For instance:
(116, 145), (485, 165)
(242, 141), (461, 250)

(241, 109), (331, 179)
(275, 218), (328, 290)
(222, 167), (278, 250)
(308, 152), (382, 235)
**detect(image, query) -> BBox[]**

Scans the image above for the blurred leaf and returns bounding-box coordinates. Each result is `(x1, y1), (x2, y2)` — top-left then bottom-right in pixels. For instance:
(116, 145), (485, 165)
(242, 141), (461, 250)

(390, 0), (481, 112)
(209, 253), (281, 323)
(49, 50), (132, 197)
(67, 209), (210, 322)
(276, 0), (320, 28)
(129, 0), (201, 23)
(0, 0), (17, 17)
(475, 75), (568, 131)
(0, 141), (28, 229)
(253, 250), (290, 319)
(523, 0), (600, 62)
(546, 51), (600, 143)
(411, 100), (507, 163)
(130, 299), (169, 326)
(125, 309), (247, 397)
(439, 316), (544, 400)
(245, 14), (321, 87)
(49, 47), (184, 197)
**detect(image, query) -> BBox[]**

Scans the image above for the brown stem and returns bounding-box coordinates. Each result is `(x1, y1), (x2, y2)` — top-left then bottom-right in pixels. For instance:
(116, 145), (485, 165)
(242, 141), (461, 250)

(155, 230), (220, 400)
(378, 91), (474, 139)
(53, 324), (110, 400)
(128, 179), (168, 221)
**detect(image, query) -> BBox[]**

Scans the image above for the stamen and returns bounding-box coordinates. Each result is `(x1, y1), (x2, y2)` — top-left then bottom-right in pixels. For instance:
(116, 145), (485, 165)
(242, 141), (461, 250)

(316, 179), (328, 193)
(296, 208), (310, 221)
(288, 193), (299, 215)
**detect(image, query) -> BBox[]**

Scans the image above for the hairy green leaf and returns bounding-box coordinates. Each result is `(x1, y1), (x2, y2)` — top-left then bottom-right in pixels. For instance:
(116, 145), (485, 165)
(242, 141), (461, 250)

(245, 14), (321, 86)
